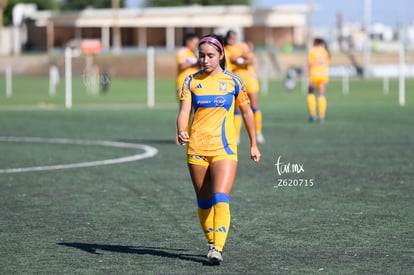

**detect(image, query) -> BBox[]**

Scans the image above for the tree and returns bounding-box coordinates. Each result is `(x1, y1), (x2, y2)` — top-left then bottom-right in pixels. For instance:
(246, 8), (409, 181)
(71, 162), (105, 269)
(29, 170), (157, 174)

(1, 0), (249, 25)
(3, 0), (58, 25)
(148, 0), (250, 6)
(0, 0), (6, 30)
(60, 0), (125, 10)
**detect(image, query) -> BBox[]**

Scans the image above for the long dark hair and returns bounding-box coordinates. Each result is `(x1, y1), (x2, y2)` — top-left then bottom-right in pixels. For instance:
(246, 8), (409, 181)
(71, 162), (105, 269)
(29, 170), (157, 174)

(314, 37), (330, 58)
(224, 30), (236, 46)
(183, 32), (198, 46)
(198, 34), (226, 70)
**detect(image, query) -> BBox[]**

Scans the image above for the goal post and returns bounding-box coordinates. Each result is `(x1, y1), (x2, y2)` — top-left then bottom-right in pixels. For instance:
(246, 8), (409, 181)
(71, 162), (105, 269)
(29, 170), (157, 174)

(65, 47), (72, 109)
(6, 65), (12, 97)
(147, 46), (155, 108)
(398, 26), (406, 107)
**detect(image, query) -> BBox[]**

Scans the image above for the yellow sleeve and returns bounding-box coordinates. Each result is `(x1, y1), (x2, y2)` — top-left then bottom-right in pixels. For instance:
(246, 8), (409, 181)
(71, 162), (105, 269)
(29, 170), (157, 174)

(178, 75), (192, 101)
(176, 48), (186, 65)
(308, 48), (315, 65)
(236, 80), (250, 107)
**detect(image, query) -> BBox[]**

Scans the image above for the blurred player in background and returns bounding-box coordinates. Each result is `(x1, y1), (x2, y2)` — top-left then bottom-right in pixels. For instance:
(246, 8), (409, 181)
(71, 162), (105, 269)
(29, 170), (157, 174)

(49, 63), (60, 96)
(176, 34), (261, 265)
(175, 33), (200, 143)
(307, 37), (330, 123)
(224, 30), (265, 144)
(176, 33), (200, 98)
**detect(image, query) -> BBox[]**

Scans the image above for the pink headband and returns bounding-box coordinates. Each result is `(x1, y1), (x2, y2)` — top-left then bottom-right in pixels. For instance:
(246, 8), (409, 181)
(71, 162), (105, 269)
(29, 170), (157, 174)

(199, 36), (224, 53)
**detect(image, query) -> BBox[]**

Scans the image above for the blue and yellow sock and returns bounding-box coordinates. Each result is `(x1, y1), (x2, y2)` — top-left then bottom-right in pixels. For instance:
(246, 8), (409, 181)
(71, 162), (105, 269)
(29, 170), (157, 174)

(212, 193), (231, 252)
(317, 93), (327, 120)
(197, 197), (214, 244)
(252, 107), (262, 133)
(307, 93), (317, 118)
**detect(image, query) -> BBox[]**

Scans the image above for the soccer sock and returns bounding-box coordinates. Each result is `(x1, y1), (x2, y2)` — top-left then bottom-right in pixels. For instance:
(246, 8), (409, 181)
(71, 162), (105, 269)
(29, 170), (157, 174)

(252, 107), (262, 133)
(307, 93), (317, 118)
(212, 193), (231, 252)
(197, 197), (214, 244)
(234, 109), (242, 140)
(317, 94), (327, 120)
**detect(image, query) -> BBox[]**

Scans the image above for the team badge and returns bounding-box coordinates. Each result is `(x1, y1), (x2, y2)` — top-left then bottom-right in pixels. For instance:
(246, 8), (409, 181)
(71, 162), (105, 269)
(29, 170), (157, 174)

(219, 81), (227, 92)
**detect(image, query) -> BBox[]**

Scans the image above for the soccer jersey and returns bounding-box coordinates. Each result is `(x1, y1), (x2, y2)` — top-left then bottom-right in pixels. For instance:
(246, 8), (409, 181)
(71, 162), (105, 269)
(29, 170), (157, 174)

(225, 43), (248, 72)
(179, 69), (250, 156)
(225, 43), (258, 93)
(176, 47), (199, 91)
(308, 46), (330, 85)
(245, 63), (259, 94)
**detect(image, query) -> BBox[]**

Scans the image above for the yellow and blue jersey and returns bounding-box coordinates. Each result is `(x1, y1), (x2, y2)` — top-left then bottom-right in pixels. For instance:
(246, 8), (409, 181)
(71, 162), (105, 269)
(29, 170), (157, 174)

(176, 47), (199, 91)
(225, 42), (248, 72)
(308, 46), (330, 85)
(179, 69), (250, 156)
(225, 42), (259, 93)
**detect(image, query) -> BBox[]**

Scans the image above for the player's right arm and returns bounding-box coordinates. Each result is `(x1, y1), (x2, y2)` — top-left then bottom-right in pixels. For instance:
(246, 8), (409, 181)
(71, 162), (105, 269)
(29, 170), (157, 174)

(176, 76), (193, 146)
(177, 100), (191, 146)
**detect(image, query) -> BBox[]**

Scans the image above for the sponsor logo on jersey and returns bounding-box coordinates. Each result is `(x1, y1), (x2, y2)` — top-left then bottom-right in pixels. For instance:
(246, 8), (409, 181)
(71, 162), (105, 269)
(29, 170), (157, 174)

(214, 96), (226, 107)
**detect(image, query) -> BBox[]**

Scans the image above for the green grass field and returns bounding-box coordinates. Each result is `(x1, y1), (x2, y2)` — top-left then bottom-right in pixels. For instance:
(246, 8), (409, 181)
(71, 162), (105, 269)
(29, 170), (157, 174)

(0, 76), (413, 274)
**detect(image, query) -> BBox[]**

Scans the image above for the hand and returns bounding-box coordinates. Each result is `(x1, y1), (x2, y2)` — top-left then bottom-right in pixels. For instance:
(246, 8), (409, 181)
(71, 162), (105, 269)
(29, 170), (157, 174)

(191, 58), (198, 65)
(236, 57), (245, 65)
(177, 130), (189, 146)
(250, 146), (261, 163)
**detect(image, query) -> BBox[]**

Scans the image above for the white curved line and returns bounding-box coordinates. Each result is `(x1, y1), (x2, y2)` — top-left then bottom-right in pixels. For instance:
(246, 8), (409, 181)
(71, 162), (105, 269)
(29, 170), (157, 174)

(0, 136), (158, 174)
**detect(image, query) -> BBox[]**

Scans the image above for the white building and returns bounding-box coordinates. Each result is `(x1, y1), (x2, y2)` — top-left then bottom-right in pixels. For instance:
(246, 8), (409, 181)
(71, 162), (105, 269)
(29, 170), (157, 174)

(5, 4), (310, 54)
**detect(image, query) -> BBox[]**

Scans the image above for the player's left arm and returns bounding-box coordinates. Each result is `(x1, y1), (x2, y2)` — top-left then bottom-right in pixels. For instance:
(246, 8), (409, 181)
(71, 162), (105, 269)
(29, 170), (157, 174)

(239, 103), (261, 162)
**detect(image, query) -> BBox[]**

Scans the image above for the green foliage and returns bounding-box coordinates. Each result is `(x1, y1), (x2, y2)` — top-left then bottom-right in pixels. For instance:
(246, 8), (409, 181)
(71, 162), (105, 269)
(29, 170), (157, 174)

(1, 0), (249, 25)
(148, 0), (250, 6)
(3, 0), (58, 25)
(60, 0), (125, 11)
(2, 0), (126, 25)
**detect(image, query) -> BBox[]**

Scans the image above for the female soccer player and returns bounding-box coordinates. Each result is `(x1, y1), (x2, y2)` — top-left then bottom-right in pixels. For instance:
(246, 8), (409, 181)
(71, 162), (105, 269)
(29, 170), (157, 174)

(176, 33), (200, 98)
(224, 30), (265, 144)
(176, 34), (261, 265)
(307, 37), (330, 122)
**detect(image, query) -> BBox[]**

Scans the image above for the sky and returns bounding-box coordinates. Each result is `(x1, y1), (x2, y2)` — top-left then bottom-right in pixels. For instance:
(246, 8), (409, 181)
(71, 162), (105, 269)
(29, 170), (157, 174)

(125, 0), (414, 28)
(254, 0), (414, 28)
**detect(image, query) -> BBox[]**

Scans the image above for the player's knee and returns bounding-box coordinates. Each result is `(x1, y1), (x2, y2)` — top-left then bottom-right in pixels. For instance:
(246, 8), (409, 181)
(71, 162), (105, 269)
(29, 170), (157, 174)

(251, 106), (260, 113)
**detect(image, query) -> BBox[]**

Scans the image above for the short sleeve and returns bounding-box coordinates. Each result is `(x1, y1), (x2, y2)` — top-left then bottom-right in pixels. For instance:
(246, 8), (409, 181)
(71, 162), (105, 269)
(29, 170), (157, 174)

(178, 75), (192, 101)
(235, 80), (250, 107)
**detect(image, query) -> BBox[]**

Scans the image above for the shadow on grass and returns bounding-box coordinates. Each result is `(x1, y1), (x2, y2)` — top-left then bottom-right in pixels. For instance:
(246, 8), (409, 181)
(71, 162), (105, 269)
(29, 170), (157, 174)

(57, 242), (211, 265)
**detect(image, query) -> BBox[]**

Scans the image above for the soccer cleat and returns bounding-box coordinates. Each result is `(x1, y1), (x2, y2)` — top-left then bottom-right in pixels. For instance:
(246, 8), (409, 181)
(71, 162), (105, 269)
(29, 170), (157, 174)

(206, 243), (214, 259)
(309, 116), (318, 122)
(208, 248), (223, 265)
(256, 132), (265, 144)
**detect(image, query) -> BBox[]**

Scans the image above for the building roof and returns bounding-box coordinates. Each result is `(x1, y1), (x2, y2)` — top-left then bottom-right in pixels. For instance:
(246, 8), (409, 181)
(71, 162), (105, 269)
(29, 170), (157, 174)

(35, 4), (308, 28)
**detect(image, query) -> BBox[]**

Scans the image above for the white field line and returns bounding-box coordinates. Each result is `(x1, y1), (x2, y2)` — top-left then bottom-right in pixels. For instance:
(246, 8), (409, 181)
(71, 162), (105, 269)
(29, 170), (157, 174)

(0, 136), (158, 173)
